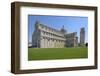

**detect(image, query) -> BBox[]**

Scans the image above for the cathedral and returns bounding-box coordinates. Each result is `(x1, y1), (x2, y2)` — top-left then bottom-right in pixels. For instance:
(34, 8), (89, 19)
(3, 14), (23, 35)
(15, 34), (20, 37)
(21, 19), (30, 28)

(32, 21), (85, 48)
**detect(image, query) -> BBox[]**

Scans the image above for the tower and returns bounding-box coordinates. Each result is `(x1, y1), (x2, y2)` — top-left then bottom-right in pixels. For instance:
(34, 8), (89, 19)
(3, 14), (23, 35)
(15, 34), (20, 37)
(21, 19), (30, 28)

(32, 21), (41, 48)
(80, 27), (85, 44)
(34, 20), (40, 29)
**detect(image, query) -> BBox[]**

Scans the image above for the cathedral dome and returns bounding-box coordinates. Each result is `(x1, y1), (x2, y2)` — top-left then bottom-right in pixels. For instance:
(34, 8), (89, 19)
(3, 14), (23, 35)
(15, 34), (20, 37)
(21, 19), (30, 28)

(60, 25), (66, 34)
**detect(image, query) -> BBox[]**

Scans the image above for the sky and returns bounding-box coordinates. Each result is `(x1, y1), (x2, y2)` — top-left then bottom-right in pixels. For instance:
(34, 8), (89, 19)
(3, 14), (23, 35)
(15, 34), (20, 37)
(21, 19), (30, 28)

(28, 15), (88, 43)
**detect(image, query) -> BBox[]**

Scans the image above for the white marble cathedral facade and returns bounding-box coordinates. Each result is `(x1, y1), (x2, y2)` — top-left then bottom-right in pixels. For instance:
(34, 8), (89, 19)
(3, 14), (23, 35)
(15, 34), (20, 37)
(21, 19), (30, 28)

(32, 21), (84, 48)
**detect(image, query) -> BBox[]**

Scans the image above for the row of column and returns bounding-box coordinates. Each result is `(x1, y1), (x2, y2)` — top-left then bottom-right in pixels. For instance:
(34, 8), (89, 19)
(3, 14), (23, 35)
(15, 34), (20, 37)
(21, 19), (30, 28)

(40, 37), (65, 48)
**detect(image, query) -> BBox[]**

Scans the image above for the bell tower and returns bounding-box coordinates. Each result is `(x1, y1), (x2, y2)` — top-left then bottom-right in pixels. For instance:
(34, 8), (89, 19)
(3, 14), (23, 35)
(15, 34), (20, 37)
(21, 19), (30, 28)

(80, 27), (85, 44)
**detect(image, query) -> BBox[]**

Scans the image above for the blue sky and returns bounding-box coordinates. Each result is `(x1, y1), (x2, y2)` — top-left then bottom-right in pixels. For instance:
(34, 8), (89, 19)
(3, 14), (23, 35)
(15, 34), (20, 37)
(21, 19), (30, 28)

(28, 15), (88, 43)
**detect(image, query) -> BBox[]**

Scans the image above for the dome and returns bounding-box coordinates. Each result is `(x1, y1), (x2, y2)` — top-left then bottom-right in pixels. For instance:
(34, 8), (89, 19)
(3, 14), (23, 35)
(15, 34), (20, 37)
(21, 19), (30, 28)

(60, 25), (66, 34)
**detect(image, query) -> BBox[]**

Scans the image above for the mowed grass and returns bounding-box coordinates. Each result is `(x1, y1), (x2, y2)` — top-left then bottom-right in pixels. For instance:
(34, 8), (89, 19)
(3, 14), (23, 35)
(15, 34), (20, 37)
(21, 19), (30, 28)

(28, 47), (88, 61)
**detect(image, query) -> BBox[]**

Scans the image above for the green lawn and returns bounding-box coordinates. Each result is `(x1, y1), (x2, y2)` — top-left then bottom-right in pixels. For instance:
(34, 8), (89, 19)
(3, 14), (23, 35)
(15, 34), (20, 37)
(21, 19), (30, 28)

(28, 47), (88, 61)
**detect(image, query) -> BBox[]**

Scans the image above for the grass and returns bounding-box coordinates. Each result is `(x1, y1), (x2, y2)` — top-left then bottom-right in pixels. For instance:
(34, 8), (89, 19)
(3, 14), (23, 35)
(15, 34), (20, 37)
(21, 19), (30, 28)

(28, 47), (88, 61)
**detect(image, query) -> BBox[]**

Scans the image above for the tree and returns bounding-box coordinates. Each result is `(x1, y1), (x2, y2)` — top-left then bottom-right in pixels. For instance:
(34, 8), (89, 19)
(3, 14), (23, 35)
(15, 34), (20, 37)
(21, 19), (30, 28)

(86, 43), (88, 47)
